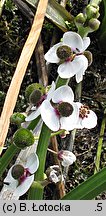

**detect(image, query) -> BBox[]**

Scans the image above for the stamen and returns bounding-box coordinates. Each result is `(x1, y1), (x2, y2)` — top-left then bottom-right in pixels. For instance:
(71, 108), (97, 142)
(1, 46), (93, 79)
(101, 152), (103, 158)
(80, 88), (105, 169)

(79, 105), (90, 119)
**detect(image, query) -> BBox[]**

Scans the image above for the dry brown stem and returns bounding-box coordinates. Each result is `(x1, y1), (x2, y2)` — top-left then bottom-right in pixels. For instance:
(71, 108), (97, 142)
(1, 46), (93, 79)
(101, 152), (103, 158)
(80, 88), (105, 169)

(0, 0), (48, 154)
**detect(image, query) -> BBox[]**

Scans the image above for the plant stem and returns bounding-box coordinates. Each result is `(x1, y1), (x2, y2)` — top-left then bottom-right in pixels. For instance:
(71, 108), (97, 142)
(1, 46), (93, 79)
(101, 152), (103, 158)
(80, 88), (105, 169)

(0, 144), (20, 177)
(94, 110), (106, 174)
(28, 123), (51, 199)
(56, 76), (69, 88)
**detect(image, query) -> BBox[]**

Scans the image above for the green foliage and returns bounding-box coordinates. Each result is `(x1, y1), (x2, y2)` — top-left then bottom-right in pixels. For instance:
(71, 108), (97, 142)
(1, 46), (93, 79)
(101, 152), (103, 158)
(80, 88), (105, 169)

(62, 167), (106, 200)
(98, 0), (106, 53)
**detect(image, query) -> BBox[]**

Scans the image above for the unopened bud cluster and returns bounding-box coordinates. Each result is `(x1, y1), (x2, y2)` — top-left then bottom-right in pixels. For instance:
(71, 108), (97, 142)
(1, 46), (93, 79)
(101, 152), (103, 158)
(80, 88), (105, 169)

(75, 3), (100, 33)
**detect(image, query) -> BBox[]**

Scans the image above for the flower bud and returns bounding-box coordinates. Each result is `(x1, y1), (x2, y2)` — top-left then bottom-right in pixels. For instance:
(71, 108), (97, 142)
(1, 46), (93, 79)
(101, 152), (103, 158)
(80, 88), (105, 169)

(86, 4), (100, 20)
(56, 45), (72, 60)
(29, 89), (42, 105)
(88, 18), (100, 31)
(75, 13), (86, 25)
(10, 112), (26, 126)
(13, 128), (35, 149)
(58, 150), (76, 167)
(58, 102), (73, 117)
(11, 164), (24, 180)
(84, 51), (93, 66)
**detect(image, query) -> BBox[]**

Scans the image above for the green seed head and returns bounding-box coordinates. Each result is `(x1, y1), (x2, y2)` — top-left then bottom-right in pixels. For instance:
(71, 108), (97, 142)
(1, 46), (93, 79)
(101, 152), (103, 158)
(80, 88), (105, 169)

(13, 128), (35, 149)
(11, 164), (24, 180)
(10, 113), (25, 126)
(25, 83), (45, 101)
(56, 45), (72, 60)
(29, 89), (42, 105)
(58, 102), (73, 117)
(84, 51), (93, 66)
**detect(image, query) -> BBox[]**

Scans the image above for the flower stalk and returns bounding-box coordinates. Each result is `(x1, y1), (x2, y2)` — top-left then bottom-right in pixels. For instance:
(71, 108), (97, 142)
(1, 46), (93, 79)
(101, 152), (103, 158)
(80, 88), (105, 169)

(94, 109), (106, 174)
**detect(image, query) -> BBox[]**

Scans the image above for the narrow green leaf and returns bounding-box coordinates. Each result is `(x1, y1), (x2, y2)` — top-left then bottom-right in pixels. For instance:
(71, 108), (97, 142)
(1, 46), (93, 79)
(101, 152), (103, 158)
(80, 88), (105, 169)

(25, 0), (74, 31)
(28, 123), (51, 199)
(94, 112), (106, 173)
(0, 144), (20, 177)
(62, 168), (106, 200)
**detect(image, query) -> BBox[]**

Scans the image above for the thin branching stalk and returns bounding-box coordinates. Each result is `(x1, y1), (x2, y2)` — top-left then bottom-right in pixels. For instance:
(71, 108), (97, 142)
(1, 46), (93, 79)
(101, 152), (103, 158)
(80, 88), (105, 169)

(94, 109), (106, 174)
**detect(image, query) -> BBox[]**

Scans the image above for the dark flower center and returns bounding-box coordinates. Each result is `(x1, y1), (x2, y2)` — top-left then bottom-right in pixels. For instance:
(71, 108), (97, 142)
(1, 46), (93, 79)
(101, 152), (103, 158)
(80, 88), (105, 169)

(58, 102), (73, 117)
(79, 105), (90, 119)
(11, 164), (25, 180)
(29, 89), (42, 105)
(56, 45), (72, 60)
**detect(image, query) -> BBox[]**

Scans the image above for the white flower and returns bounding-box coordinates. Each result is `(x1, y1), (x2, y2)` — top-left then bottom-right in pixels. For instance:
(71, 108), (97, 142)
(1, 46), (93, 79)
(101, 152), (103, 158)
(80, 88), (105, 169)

(25, 81), (55, 121)
(45, 31), (90, 83)
(4, 153), (39, 198)
(58, 150), (76, 167)
(76, 102), (97, 129)
(40, 85), (79, 131)
(48, 165), (63, 183)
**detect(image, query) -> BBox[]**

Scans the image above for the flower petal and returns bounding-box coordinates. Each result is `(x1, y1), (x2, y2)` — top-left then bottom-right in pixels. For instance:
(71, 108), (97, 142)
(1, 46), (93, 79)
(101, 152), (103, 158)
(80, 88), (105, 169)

(61, 151), (76, 167)
(81, 110), (97, 129)
(25, 153), (39, 174)
(60, 102), (79, 130)
(63, 31), (83, 52)
(44, 42), (63, 63)
(14, 175), (34, 197)
(82, 37), (90, 52)
(52, 85), (74, 103)
(75, 55), (88, 83)
(58, 61), (79, 79)
(47, 81), (56, 100)
(40, 100), (60, 131)
(4, 166), (18, 190)
(25, 107), (40, 121)
(75, 72), (83, 83)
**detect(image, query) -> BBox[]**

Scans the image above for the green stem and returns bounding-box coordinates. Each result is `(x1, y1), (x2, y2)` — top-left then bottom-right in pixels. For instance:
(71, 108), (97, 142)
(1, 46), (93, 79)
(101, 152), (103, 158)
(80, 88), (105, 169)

(27, 115), (41, 130)
(56, 76), (69, 88)
(94, 111), (106, 174)
(28, 123), (51, 199)
(28, 76), (69, 199)
(0, 144), (20, 177)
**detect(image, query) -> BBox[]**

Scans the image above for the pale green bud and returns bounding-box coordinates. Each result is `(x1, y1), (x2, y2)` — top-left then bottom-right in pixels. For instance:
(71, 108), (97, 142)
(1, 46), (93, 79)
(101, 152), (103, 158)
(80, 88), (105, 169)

(88, 18), (100, 31)
(10, 112), (25, 126)
(75, 13), (86, 25)
(86, 4), (100, 20)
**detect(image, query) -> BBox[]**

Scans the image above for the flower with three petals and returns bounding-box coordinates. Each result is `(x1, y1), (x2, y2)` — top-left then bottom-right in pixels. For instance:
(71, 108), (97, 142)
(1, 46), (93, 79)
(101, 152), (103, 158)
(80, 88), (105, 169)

(45, 31), (90, 83)
(40, 85), (79, 131)
(76, 102), (97, 129)
(4, 153), (39, 198)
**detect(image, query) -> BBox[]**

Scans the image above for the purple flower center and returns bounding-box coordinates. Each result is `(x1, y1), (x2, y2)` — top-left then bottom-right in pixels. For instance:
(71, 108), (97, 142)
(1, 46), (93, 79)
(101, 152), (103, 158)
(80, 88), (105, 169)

(19, 168), (30, 184)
